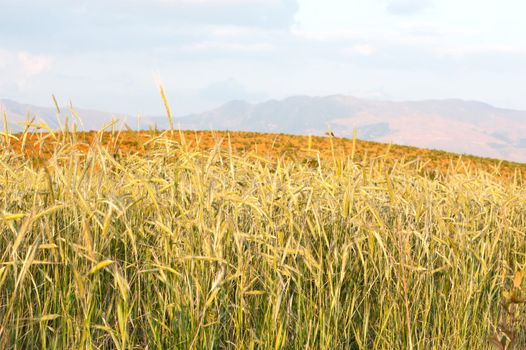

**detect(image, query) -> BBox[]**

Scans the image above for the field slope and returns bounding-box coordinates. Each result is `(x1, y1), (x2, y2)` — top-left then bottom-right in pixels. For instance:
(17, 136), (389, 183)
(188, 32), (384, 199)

(6, 129), (526, 180)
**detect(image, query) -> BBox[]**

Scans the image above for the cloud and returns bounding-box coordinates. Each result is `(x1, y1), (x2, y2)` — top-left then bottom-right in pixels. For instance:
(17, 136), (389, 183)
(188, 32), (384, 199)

(141, 0), (300, 28)
(0, 1), (299, 56)
(386, 0), (433, 15)
(291, 28), (359, 42)
(0, 50), (53, 90)
(17, 52), (53, 76)
(159, 0), (279, 4)
(199, 78), (267, 103)
(347, 44), (376, 56)
(181, 41), (274, 53)
(434, 45), (526, 58)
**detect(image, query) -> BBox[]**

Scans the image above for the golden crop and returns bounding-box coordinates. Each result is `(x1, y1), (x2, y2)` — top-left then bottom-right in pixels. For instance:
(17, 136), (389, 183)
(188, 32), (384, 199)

(1, 123), (526, 349)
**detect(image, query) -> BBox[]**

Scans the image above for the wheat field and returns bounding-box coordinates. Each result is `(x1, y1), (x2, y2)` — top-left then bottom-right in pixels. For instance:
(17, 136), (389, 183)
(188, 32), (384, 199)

(1, 124), (526, 349)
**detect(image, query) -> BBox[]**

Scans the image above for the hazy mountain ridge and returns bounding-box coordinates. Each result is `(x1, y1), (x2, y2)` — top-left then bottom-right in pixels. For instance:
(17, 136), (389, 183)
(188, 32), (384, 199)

(0, 98), (159, 132)
(2, 96), (526, 163)
(171, 95), (526, 162)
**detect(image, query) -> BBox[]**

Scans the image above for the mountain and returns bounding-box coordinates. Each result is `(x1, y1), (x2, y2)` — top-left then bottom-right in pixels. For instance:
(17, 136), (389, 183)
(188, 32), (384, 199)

(2, 96), (526, 163)
(0, 98), (147, 132)
(171, 95), (526, 163)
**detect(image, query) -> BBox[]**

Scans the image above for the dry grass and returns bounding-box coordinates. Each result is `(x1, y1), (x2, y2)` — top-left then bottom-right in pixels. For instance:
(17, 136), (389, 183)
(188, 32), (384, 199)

(7, 128), (526, 182)
(1, 123), (526, 349)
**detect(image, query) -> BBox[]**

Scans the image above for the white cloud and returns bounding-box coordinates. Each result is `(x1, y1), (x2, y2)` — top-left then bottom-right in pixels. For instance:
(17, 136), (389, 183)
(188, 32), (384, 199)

(209, 25), (275, 39)
(0, 50), (53, 90)
(386, 0), (433, 15)
(434, 45), (526, 58)
(291, 28), (359, 42)
(347, 44), (376, 56)
(159, 0), (276, 4)
(199, 78), (267, 103)
(181, 41), (275, 52)
(17, 52), (53, 76)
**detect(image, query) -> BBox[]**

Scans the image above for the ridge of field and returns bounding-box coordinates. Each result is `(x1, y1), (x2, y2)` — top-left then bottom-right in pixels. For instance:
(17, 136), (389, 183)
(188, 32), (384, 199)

(7, 129), (526, 181)
(1, 127), (526, 348)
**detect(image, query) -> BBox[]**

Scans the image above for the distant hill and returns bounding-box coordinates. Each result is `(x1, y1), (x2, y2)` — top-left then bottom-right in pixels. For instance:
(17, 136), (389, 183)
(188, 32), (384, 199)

(170, 96), (526, 162)
(0, 98), (159, 132)
(2, 95), (526, 162)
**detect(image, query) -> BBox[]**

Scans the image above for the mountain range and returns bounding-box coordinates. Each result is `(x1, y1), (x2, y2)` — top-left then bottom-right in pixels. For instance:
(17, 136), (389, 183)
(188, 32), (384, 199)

(2, 95), (526, 163)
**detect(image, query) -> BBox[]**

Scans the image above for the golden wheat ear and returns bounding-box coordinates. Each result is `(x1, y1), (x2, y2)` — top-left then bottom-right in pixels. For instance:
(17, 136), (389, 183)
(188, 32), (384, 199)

(158, 83), (174, 135)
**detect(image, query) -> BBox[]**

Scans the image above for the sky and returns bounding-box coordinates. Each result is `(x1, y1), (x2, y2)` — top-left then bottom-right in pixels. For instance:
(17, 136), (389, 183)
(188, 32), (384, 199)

(0, 0), (525, 116)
